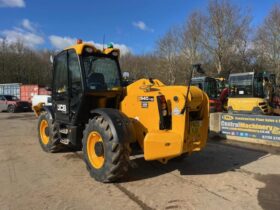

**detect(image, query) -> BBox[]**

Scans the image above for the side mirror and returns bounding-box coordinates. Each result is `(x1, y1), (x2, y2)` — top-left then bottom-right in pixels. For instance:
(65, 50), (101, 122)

(50, 55), (54, 64)
(123, 71), (130, 79)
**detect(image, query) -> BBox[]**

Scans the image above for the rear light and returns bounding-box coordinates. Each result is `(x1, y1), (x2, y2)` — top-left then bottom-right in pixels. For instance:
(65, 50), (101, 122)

(157, 95), (171, 130)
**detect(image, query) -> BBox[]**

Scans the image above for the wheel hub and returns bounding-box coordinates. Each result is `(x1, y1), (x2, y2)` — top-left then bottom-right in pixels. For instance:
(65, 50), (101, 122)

(44, 127), (49, 137)
(94, 142), (104, 157)
(87, 131), (105, 169)
(40, 119), (50, 145)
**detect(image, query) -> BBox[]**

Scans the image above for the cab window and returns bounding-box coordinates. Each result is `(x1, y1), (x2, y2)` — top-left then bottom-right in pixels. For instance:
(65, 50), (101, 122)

(229, 75), (253, 97)
(68, 50), (82, 95)
(54, 52), (68, 94)
(83, 55), (121, 90)
(205, 79), (218, 98)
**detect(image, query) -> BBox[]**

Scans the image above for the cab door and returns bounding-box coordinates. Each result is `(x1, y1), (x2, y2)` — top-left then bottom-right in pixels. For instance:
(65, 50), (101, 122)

(52, 51), (70, 122)
(68, 49), (83, 123)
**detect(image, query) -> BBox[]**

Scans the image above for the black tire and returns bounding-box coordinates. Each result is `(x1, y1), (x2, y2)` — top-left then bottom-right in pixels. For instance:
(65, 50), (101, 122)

(252, 107), (264, 115)
(38, 112), (63, 153)
(82, 115), (130, 183)
(171, 153), (188, 162)
(7, 105), (16, 113)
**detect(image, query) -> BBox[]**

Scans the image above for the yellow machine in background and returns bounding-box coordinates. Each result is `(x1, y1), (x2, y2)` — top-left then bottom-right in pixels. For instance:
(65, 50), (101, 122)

(227, 72), (274, 115)
(34, 40), (209, 182)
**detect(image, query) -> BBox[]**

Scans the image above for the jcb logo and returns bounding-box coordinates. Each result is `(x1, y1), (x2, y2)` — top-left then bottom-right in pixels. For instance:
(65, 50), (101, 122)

(223, 115), (234, 121)
(57, 104), (67, 113)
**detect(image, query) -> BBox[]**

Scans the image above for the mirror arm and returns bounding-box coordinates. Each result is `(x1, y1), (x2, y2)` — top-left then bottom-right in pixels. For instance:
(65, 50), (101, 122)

(181, 64), (204, 114)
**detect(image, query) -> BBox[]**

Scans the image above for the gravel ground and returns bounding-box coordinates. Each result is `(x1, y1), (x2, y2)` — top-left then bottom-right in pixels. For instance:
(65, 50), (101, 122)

(0, 112), (279, 210)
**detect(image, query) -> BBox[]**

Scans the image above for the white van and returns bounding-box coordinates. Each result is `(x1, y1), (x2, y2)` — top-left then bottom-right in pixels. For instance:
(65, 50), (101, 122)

(31, 95), (52, 107)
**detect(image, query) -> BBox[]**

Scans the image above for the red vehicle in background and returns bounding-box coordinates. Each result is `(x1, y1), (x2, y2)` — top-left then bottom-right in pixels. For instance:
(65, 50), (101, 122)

(216, 77), (229, 111)
(191, 76), (224, 112)
(0, 95), (31, 113)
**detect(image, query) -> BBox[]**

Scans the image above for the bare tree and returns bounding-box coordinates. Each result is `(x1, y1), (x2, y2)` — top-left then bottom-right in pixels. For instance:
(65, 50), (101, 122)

(182, 11), (204, 65)
(120, 53), (163, 81)
(200, 0), (251, 75)
(156, 26), (183, 84)
(254, 4), (280, 77)
(0, 40), (52, 85)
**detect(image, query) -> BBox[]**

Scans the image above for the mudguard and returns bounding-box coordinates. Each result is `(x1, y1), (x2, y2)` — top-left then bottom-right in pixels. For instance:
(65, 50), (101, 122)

(33, 103), (54, 118)
(91, 108), (136, 144)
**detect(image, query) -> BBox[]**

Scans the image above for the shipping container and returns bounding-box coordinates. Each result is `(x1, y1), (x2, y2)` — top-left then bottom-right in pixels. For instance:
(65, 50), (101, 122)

(38, 87), (51, 95)
(0, 83), (21, 99)
(0, 83), (51, 102)
(20, 85), (39, 102)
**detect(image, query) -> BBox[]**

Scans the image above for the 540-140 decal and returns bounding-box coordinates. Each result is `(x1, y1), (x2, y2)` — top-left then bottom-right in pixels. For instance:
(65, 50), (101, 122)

(138, 96), (154, 102)
(138, 96), (154, 108)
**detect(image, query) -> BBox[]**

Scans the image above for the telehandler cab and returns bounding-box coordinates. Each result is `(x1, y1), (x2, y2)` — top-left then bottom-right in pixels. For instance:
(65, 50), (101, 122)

(34, 40), (209, 182)
(191, 76), (222, 112)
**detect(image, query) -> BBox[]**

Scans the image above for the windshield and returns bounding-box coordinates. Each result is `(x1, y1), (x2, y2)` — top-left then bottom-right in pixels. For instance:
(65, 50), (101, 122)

(253, 76), (264, 98)
(5, 95), (18, 101)
(205, 80), (218, 98)
(229, 74), (253, 97)
(83, 56), (121, 90)
(191, 79), (218, 99)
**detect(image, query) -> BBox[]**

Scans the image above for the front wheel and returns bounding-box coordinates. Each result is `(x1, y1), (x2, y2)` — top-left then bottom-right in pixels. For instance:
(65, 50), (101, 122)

(7, 105), (15, 113)
(82, 115), (130, 183)
(38, 112), (63, 153)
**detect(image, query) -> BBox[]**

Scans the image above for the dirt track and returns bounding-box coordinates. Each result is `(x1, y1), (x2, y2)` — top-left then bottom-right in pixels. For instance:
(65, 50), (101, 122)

(0, 112), (280, 210)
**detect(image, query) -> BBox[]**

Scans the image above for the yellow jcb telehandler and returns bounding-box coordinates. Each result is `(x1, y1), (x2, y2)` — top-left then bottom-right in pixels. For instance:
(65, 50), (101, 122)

(33, 40), (209, 182)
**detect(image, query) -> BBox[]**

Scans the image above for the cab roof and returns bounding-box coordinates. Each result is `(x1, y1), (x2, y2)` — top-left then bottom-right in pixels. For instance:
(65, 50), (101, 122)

(65, 43), (100, 55)
(229, 72), (254, 77)
(64, 42), (120, 56)
(191, 76), (215, 82)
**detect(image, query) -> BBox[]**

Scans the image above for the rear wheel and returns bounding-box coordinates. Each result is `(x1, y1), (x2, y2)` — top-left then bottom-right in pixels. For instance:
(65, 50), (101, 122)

(82, 115), (130, 183)
(252, 107), (264, 115)
(171, 153), (189, 162)
(38, 112), (63, 153)
(7, 105), (15, 113)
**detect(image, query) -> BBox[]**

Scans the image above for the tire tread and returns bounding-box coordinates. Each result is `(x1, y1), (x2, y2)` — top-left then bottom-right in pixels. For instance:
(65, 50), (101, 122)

(82, 115), (130, 182)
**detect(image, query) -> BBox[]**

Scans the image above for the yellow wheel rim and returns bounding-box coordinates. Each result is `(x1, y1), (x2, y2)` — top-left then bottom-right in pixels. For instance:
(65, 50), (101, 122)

(87, 131), (105, 169)
(40, 119), (49, 145)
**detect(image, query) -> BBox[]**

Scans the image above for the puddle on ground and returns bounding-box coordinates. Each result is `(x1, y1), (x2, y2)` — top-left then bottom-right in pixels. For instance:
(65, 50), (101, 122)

(255, 174), (280, 210)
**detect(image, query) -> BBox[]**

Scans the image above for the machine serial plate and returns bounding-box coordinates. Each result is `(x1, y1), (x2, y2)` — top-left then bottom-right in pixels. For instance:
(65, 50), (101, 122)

(141, 102), (148, 108)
